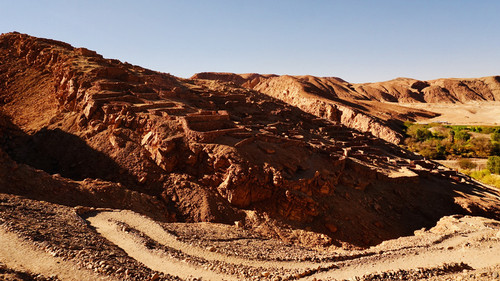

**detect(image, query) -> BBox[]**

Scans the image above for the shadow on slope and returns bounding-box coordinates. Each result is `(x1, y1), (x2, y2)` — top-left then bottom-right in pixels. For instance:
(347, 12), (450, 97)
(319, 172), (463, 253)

(0, 114), (132, 185)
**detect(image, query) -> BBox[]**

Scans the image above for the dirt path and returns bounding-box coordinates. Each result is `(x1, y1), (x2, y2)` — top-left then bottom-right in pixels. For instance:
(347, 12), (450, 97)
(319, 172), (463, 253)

(307, 216), (500, 280)
(87, 212), (236, 281)
(0, 226), (113, 281)
(86, 211), (500, 281)
(308, 246), (500, 280)
(87, 210), (327, 269)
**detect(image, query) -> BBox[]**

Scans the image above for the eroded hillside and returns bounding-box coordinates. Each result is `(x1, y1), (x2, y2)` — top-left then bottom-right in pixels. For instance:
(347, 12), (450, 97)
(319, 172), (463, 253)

(1, 32), (500, 251)
(193, 73), (500, 143)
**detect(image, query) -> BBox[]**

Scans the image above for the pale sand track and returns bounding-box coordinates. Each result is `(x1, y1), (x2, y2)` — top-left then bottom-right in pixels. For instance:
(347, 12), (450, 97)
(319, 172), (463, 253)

(86, 211), (327, 277)
(308, 244), (500, 280)
(307, 216), (500, 280)
(86, 211), (500, 281)
(87, 212), (236, 281)
(0, 227), (113, 281)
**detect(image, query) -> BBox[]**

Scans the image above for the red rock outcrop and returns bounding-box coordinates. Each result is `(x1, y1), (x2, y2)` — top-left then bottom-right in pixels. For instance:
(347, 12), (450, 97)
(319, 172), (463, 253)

(1, 32), (499, 247)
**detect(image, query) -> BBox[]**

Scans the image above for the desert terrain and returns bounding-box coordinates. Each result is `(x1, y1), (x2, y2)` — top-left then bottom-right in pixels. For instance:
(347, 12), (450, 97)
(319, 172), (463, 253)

(0, 32), (499, 280)
(399, 102), (500, 125)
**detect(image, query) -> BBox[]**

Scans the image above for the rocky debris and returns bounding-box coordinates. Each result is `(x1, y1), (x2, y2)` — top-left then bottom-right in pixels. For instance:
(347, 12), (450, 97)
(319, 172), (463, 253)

(102, 219), (303, 280)
(0, 193), (180, 281)
(196, 73), (406, 144)
(1, 32), (500, 250)
(352, 262), (472, 281)
(346, 264), (500, 281)
(0, 145), (173, 222)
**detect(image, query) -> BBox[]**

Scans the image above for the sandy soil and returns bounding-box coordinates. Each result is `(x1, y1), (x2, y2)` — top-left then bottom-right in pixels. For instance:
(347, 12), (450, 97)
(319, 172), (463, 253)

(398, 101), (500, 125)
(307, 216), (500, 280)
(0, 227), (113, 281)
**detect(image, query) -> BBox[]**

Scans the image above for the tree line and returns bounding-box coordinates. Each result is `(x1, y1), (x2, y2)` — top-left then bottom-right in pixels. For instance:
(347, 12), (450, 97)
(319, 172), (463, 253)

(403, 123), (500, 160)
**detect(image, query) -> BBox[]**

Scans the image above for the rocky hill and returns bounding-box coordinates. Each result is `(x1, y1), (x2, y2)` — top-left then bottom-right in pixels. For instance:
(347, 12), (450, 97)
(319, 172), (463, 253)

(193, 73), (500, 143)
(1, 32), (500, 251)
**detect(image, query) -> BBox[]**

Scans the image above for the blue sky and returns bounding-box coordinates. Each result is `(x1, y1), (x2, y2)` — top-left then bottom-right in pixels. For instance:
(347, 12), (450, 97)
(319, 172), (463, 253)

(1, 0), (499, 82)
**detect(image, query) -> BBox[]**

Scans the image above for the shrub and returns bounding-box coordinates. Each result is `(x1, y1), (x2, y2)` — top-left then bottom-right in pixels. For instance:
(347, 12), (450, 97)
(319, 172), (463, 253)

(451, 140), (471, 156)
(430, 125), (449, 139)
(492, 142), (500, 156)
(491, 130), (500, 142)
(467, 169), (500, 189)
(455, 130), (471, 142)
(457, 158), (477, 170)
(469, 138), (492, 157)
(481, 127), (497, 134)
(407, 125), (432, 142)
(403, 121), (414, 129)
(487, 156), (500, 174)
(471, 126), (482, 133)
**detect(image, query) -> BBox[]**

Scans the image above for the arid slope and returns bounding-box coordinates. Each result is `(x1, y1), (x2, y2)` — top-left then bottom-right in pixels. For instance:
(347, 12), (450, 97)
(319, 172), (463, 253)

(193, 73), (500, 143)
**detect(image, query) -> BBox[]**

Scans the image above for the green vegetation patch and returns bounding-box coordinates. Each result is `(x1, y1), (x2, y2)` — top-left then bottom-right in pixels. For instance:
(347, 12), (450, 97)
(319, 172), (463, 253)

(402, 123), (500, 160)
(488, 156), (500, 174)
(462, 168), (500, 189)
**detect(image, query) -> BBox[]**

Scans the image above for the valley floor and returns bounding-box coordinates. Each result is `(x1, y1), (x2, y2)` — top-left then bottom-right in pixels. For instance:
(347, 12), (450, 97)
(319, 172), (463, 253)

(398, 101), (500, 125)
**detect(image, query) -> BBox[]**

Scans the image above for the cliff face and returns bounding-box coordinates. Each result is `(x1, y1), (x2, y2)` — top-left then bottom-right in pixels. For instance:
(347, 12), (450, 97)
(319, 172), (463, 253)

(193, 73), (500, 144)
(1, 33), (499, 247)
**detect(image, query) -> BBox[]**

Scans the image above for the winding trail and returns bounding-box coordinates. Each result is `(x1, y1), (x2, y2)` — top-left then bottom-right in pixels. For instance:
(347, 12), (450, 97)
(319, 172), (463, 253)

(0, 226), (113, 281)
(87, 212), (236, 281)
(86, 210), (500, 281)
(86, 210), (327, 280)
(307, 245), (500, 280)
(88, 210), (322, 268)
(307, 216), (500, 280)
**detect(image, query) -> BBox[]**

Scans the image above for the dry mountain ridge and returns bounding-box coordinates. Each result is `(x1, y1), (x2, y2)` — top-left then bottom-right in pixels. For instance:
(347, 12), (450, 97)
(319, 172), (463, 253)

(1, 32), (500, 250)
(193, 72), (500, 144)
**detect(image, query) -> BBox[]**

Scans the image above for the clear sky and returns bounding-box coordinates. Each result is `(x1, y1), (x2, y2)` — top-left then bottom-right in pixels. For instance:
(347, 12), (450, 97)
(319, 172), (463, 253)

(1, 0), (499, 82)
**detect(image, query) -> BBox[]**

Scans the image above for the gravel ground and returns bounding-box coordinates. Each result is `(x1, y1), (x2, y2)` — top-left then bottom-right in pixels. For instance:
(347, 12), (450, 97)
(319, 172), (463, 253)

(1, 192), (499, 281)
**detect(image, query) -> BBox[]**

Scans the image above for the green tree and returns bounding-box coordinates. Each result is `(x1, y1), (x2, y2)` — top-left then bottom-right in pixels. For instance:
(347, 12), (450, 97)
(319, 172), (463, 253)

(491, 130), (500, 142)
(449, 130), (455, 142)
(455, 130), (471, 142)
(492, 142), (500, 156)
(481, 127), (497, 134)
(487, 156), (500, 174)
(469, 138), (492, 157)
(471, 126), (483, 133)
(407, 125), (432, 142)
